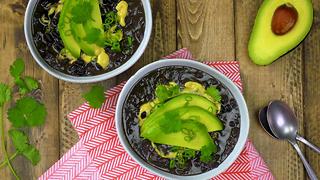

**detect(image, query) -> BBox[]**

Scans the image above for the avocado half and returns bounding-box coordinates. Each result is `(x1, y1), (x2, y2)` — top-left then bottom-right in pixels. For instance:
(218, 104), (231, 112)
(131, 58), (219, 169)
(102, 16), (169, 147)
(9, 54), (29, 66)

(248, 0), (313, 65)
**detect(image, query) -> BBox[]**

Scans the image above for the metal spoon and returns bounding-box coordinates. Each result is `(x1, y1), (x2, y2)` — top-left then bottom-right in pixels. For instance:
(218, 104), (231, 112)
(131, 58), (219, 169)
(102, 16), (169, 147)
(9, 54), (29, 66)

(260, 100), (319, 180)
(259, 104), (320, 153)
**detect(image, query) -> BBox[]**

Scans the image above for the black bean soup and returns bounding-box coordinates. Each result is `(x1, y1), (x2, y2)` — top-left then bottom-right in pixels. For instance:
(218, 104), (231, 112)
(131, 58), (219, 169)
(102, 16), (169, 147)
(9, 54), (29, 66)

(32, 0), (145, 76)
(122, 66), (241, 176)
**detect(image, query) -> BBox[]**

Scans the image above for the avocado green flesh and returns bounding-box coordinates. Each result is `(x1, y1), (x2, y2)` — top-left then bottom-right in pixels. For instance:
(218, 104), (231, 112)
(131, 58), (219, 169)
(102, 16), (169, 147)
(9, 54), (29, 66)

(141, 106), (223, 136)
(58, 0), (81, 58)
(58, 0), (105, 58)
(70, 23), (97, 56)
(141, 94), (217, 132)
(248, 0), (313, 65)
(143, 120), (216, 151)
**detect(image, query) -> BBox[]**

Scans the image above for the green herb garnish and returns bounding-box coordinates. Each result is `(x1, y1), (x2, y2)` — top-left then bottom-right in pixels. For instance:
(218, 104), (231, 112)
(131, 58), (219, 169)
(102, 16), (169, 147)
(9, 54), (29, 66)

(0, 58), (47, 179)
(83, 28), (104, 44)
(155, 84), (180, 102)
(71, 0), (93, 24)
(206, 86), (222, 102)
(104, 11), (118, 30)
(159, 111), (182, 134)
(8, 97), (46, 128)
(83, 85), (106, 109)
(200, 143), (216, 163)
(9, 130), (40, 165)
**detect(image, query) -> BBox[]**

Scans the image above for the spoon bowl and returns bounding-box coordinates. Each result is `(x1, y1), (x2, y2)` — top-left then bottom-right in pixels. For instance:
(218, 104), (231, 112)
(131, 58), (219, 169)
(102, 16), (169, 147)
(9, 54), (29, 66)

(266, 100), (298, 141)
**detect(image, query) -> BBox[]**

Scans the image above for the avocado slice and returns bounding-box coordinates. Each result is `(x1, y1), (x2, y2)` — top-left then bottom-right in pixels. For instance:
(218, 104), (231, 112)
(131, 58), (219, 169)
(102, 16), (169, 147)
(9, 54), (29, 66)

(70, 23), (100, 56)
(140, 94), (218, 132)
(143, 120), (216, 151)
(141, 106), (223, 136)
(248, 0), (313, 65)
(69, 0), (105, 56)
(58, 0), (81, 58)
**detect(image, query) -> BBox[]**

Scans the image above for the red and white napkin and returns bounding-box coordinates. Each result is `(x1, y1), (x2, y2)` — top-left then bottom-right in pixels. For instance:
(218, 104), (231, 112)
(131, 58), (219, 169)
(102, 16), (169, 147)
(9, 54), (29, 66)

(39, 49), (274, 180)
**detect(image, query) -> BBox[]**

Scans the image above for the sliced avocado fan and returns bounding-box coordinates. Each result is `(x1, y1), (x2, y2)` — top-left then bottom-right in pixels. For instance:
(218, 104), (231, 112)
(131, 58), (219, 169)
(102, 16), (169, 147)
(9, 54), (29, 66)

(248, 0), (313, 65)
(58, 0), (110, 69)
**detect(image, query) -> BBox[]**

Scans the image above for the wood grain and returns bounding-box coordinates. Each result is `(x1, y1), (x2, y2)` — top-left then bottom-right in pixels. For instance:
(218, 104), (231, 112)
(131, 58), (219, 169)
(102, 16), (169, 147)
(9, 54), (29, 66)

(0, 0), (319, 179)
(177, 0), (235, 60)
(234, 0), (305, 179)
(0, 0), (59, 179)
(304, 0), (320, 177)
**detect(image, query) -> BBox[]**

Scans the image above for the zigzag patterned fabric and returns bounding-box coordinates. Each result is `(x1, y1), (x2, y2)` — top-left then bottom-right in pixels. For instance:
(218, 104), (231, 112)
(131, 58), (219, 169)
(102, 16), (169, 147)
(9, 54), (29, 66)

(39, 48), (274, 180)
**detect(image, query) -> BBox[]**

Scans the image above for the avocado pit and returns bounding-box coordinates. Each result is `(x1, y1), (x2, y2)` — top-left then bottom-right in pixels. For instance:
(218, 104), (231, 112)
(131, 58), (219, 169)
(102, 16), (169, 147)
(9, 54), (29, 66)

(271, 3), (298, 35)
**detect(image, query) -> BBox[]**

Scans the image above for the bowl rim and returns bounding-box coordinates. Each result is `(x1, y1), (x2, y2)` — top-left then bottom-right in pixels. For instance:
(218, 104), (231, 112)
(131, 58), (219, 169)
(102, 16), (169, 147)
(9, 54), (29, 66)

(24, 0), (152, 83)
(115, 59), (250, 179)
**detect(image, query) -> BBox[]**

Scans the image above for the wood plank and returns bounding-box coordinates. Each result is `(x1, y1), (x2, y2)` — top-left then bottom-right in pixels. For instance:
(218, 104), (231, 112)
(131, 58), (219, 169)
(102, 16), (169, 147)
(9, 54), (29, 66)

(304, 0), (320, 177)
(0, 0), (60, 179)
(234, 0), (305, 179)
(177, 0), (235, 60)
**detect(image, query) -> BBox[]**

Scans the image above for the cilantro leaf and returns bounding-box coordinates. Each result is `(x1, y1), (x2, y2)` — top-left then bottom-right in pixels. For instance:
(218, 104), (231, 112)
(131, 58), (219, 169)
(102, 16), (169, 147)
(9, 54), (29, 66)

(10, 58), (25, 78)
(9, 129), (41, 165)
(15, 77), (39, 95)
(83, 28), (104, 45)
(206, 86), (222, 102)
(24, 76), (39, 91)
(0, 83), (11, 106)
(83, 85), (105, 108)
(9, 129), (29, 152)
(200, 143), (216, 163)
(22, 146), (41, 165)
(159, 111), (182, 134)
(15, 77), (29, 95)
(71, 0), (93, 24)
(155, 84), (180, 102)
(8, 96), (47, 127)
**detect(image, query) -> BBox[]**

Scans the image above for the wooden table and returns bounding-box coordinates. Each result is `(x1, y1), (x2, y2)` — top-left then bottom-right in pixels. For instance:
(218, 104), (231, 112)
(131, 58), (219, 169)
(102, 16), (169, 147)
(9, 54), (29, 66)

(0, 0), (319, 179)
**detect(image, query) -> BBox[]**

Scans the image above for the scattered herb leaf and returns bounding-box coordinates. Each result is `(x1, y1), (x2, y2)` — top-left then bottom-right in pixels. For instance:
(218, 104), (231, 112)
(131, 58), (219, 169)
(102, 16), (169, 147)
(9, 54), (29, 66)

(10, 58), (25, 79)
(158, 111), (182, 133)
(200, 143), (216, 163)
(83, 85), (106, 108)
(206, 86), (222, 102)
(22, 146), (41, 166)
(83, 28), (105, 46)
(7, 96), (47, 127)
(71, 0), (93, 24)
(9, 129), (29, 153)
(9, 129), (41, 166)
(155, 84), (180, 102)
(24, 76), (39, 92)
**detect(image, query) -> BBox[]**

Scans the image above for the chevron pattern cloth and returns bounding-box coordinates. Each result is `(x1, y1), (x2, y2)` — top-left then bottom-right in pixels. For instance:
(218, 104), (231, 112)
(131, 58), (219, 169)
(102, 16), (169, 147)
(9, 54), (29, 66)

(39, 49), (274, 180)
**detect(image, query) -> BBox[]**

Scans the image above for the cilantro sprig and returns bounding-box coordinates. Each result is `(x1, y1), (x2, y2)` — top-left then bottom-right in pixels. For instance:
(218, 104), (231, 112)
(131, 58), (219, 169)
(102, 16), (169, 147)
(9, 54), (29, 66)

(83, 85), (106, 109)
(0, 58), (47, 179)
(206, 86), (222, 102)
(155, 84), (180, 103)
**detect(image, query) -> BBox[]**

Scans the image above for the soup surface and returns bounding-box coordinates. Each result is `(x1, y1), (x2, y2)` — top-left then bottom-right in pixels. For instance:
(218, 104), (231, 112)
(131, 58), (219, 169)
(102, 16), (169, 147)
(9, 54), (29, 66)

(32, 0), (145, 76)
(122, 65), (241, 175)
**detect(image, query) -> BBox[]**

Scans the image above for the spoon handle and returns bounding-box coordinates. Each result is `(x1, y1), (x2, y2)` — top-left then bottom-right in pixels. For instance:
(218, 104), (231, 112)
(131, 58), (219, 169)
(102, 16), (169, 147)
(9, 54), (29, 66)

(296, 134), (320, 154)
(290, 141), (318, 180)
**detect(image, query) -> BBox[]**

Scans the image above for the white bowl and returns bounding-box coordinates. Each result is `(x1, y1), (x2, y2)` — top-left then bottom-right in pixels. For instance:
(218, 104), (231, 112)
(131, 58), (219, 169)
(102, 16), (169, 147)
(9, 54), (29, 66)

(116, 59), (250, 179)
(24, 0), (152, 83)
